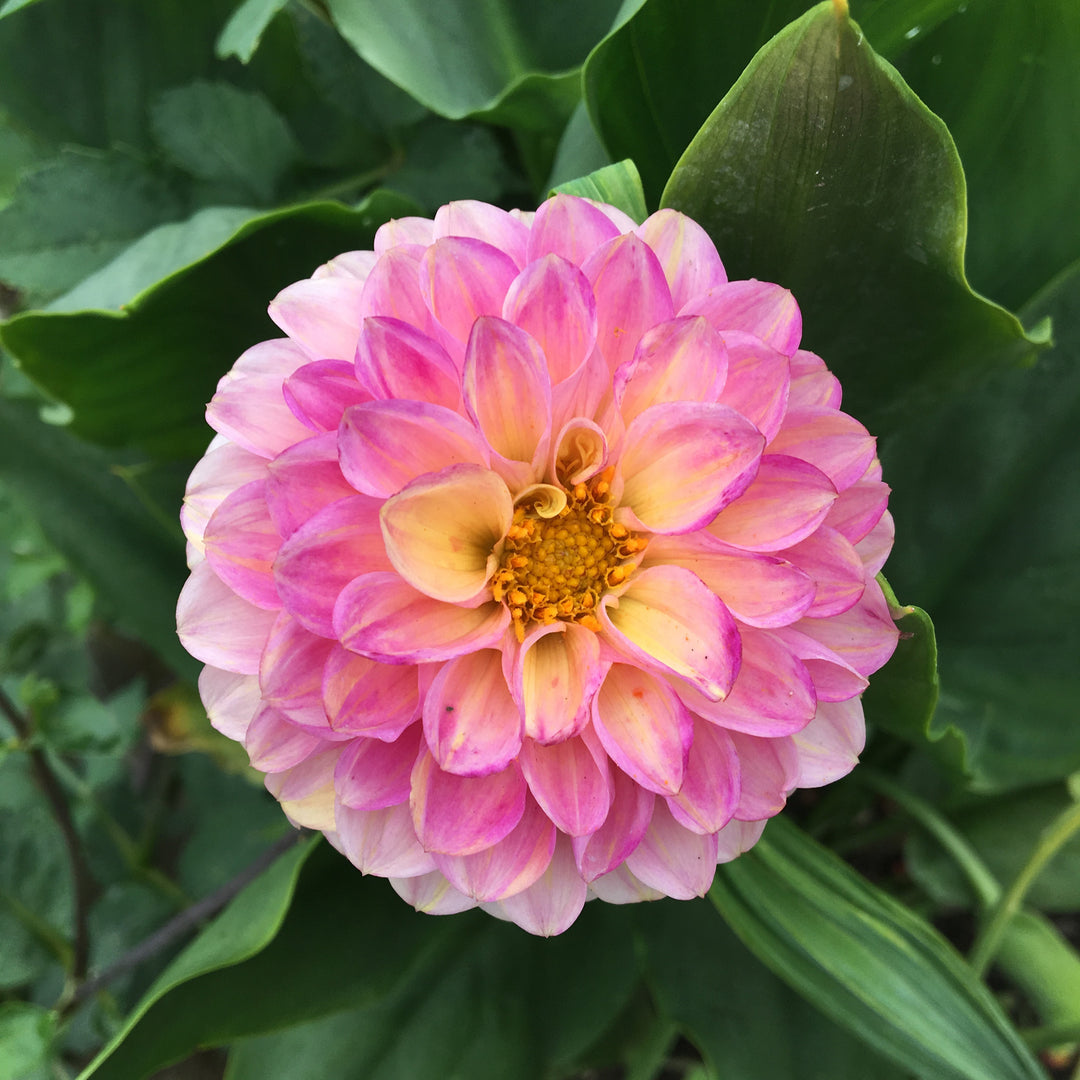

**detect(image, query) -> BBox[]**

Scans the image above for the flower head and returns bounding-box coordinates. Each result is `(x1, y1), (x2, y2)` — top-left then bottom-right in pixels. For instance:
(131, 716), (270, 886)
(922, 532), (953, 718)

(177, 195), (899, 935)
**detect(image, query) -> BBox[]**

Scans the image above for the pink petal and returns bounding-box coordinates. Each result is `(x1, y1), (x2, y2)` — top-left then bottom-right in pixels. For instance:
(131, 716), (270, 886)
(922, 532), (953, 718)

(484, 836), (587, 935)
(502, 254), (598, 383)
(336, 800), (436, 877)
(856, 509), (895, 576)
(716, 330), (791, 443)
(355, 316), (460, 411)
(601, 565), (741, 702)
(512, 622), (605, 744)
(526, 193), (624, 265)
(625, 801), (719, 900)
(283, 359), (372, 432)
(203, 480), (281, 609)
(433, 201), (529, 268)
(791, 697), (865, 787)
(636, 209), (726, 309)
(690, 279), (801, 356)
(228, 337), (310, 379)
(666, 716), (740, 835)
(268, 276), (366, 362)
(423, 649), (522, 776)
(322, 644), (419, 739)
(767, 406), (877, 492)
(643, 533), (814, 629)
(265, 745), (339, 799)
(198, 666), (260, 741)
(789, 349), (842, 408)
(244, 705), (327, 772)
(583, 233), (675, 376)
(390, 871), (477, 915)
(825, 477), (889, 545)
(379, 465), (511, 603)
(177, 561), (277, 674)
(410, 750), (526, 855)
(618, 401), (764, 534)
(729, 730), (799, 821)
(334, 725), (423, 810)
(550, 417), (609, 487)
(572, 764), (655, 882)
(519, 728), (613, 836)
(259, 612), (335, 729)
(434, 795), (555, 901)
(374, 216), (435, 253)
(715, 817), (768, 863)
(420, 236), (520, 343)
(315, 250), (378, 281)
(181, 442), (268, 556)
(334, 572), (509, 663)
(338, 399), (490, 500)
(273, 494), (391, 637)
(360, 245), (439, 336)
(783, 525), (866, 618)
(592, 664), (692, 794)
(707, 453), (837, 552)
(588, 863), (664, 904)
(772, 626), (869, 703)
(264, 432), (356, 539)
(614, 316), (727, 425)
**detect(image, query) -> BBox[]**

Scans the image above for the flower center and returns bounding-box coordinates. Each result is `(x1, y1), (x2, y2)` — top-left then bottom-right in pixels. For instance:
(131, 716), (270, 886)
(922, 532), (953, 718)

(493, 470), (646, 642)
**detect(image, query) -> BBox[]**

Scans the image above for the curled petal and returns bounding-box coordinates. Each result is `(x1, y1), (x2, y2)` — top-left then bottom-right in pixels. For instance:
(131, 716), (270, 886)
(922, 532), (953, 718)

(519, 728), (613, 836)
(269, 276), (366, 362)
(825, 477), (889, 546)
(203, 480), (281, 610)
(355, 316), (460, 411)
(322, 644), (419, 739)
(259, 612), (335, 729)
(434, 200), (529, 267)
(572, 765), (655, 882)
(527, 193), (624, 265)
(198, 666), (260, 741)
(667, 716), (740, 834)
(182, 442), (268, 557)
(421, 236), (520, 343)
(768, 407), (877, 493)
(335, 725), (424, 810)
(625, 801), (719, 900)
(336, 801), (436, 877)
(636, 209), (726, 309)
(360, 245), (440, 337)
(716, 330), (791, 443)
(794, 576), (899, 678)
(390, 871), (477, 915)
(729, 730), (799, 821)
(690, 279), (801, 356)
(791, 697), (865, 788)
(484, 836), (587, 936)
(551, 417), (608, 487)
(244, 705), (327, 773)
(264, 432), (355, 539)
(772, 626), (868, 703)
(284, 359), (371, 432)
(783, 525), (866, 618)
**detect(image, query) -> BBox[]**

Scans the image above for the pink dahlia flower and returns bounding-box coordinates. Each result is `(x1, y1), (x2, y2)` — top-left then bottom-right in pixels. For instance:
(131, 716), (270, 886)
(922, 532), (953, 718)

(177, 195), (898, 935)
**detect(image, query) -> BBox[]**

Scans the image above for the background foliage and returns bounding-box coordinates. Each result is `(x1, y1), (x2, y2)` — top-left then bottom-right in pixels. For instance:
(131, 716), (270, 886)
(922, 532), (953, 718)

(1, 0), (1078, 1077)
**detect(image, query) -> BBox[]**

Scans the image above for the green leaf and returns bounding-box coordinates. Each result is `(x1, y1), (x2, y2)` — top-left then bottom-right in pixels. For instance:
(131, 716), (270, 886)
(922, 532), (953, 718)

(0, 1003), (54, 1080)
(149, 81), (301, 204)
(215, 0), (289, 62)
(552, 159), (647, 224)
(546, 100), (611, 191)
(321, 0), (623, 129)
(1, 191), (419, 459)
(710, 816), (1044, 1080)
(661, 2), (1043, 438)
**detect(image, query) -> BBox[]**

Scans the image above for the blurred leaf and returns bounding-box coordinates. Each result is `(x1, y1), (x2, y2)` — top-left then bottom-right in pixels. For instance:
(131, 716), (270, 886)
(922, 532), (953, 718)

(215, 0), (289, 62)
(711, 816), (1044, 1080)
(661, 2), (1043, 437)
(995, 909), (1080, 1031)
(635, 898), (905, 1079)
(546, 100), (611, 191)
(0, 0), (43, 18)
(1, 191), (419, 459)
(0, 1002), (54, 1080)
(553, 159), (647, 224)
(321, 0), (623, 129)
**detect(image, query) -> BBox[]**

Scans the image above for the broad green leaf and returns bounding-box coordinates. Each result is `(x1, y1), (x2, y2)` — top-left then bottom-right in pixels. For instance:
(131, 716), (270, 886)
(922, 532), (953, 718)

(0, 1003), (54, 1080)
(0, 0), (42, 18)
(635, 898), (905, 1079)
(546, 100), (611, 191)
(711, 817), (1044, 1080)
(321, 0), (622, 129)
(1, 191), (419, 459)
(661, 2), (1043, 437)
(215, 0), (289, 62)
(552, 159), (647, 224)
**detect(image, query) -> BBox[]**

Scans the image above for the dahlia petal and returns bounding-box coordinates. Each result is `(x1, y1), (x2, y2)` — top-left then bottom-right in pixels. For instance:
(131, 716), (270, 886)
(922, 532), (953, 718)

(792, 697), (865, 787)
(322, 644), (419, 739)
(601, 565), (741, 702)
(206, 361), (313, 459)
(421, 236), (520, 343)
(259, 612), (336, 729)
(228, 338), (311, 380)
(267, 746), (341, 799)
(379, 465), (512, 603)
(334, 726), (423, 810)
(716, 330), (792, 443)
(691, 279), (801, 356)
(374, 216), (435, 253)
(181, 442), (268, 556)
(502, 254), (598, 383)
(434, 201), (529, 268)
(825, 477), (889, 545)
(783, 525), (866, 618)
(177, 561), (277, 674)
(772, 626), (869, 703)
(681, 628), (817, 736)
(483, 836), (587, 936)
(584, 233), (675, 376)
(729, 730), (799, 821)
(526, 193), (624, 265)
(643, 533), (814, 629)
(715, 817), (768, 863)
(198, 666), (260, 741)
(203, 480), (281, 610)
(618, 401), (764, 534)
(588, 863), (664, 904)
(572, 765), (655, 882)
(550, 417), (609, 487)
(614, 316), (727, 425)
(283, 359), (371, 432)
(268, 276), (366, 362)
(707, 454), (837, 552)
(273, 494), (391, 638)
(519, 729), (613, 836)
(667, 716), (740, 835)
(513, 622), (604, 744)
(336, 800), (437, 877)
(315, 250), (378, 281)
(360, 246), (437, 333)
(355, 316), (460, 411)
(592, 664), (692, 795)
(410, 750), (526, 855)
(856, 509), (895, 576)
(434, 795), (555, 901)
(794, 576), (899, 678)
(463, 317), (551, 464)
(767, 406), (877, 492)
(244, 705), (327, 772)
(625, 801), (719, 900)
(390, 871), (478, 915)
(338, 399), (490, 500)
(423, 649), (522, 776)
(277, 783), (336, 832)
(264, 432), (356, 539)
(636, 209), (726, 309)
(789, 349), (842, 408)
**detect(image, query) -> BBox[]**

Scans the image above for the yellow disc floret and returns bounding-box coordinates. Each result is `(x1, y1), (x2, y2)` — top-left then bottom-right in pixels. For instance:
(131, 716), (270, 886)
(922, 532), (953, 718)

(493, 469), (647, 642)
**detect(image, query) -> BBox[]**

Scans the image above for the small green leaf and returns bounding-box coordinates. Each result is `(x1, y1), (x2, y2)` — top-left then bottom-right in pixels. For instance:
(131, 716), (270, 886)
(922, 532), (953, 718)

(552, 159), (647, 224)
(711, 816), (1044, 1080)
(215, 0), (289, 63)
(0, 1002), (54, 1080)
